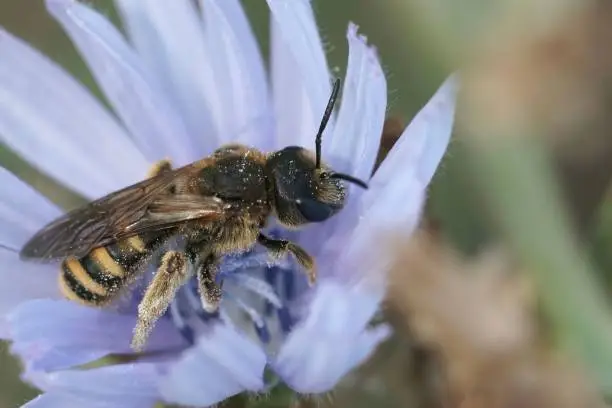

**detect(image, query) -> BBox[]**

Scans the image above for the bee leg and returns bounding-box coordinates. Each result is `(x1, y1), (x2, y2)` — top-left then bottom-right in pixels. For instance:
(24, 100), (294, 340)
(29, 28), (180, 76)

(257, 233), (316, 285)
(132, 250), (190, 351)
(196, 253), (223, 313)
(185, 243), (223, 314)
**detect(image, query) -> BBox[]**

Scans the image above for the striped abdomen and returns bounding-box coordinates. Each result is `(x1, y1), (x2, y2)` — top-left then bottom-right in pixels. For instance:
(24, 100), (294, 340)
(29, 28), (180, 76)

(59, 235), (160, 306)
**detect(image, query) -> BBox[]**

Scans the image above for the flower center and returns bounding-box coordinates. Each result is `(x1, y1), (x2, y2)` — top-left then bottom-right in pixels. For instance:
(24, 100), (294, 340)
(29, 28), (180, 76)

(165, 230), (303, 347)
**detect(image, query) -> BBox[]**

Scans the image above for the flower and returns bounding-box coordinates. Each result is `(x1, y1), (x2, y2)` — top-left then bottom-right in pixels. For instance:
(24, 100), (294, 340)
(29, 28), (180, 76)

(0, 0), (457, 406)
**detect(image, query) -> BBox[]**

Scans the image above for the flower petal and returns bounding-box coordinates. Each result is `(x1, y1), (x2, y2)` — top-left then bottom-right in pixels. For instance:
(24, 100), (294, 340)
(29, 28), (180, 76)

(362, 75), (457, 229)
(0, 167), (61, 250)
(268, 0), (332, 149)
(115, 0), (218, 155)
(0, 28), (148, 198)
(46, 0), (196, 165)
(269, 20), (310, 150)
(0, 168), (64, 337)
(334, 75), (457, 283)
(328, 23), (386, 181)
(8, 299), (185, 371)
(274, 281), (391, 393)
(160, 323), (266, 406)
(294, 24), (387, 260)
(23, 363), (162, 407)
(0, 250), (59, 338)
(23, 392), (155, 408)
(198, 0), (273, 149)
(372, 75), (457, 195)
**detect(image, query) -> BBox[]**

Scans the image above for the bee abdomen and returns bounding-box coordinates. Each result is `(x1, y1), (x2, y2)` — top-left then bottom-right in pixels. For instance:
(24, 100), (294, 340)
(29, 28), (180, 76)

(104, 236), (149, 275)
(59, 257), (113, 306)
(59, 236), (149, 306)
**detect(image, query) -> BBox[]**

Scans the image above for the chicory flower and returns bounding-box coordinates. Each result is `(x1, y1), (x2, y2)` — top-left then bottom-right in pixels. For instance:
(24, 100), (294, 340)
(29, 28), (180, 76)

(0, 0), (456, 406)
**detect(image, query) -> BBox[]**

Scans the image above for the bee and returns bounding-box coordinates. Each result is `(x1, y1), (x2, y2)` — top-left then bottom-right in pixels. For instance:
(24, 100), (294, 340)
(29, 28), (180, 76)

(19, 78), (368, 350)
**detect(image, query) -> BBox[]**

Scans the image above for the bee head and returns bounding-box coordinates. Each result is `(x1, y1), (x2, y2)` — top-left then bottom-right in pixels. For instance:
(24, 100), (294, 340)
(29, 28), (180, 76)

(266, 79), (368, 227)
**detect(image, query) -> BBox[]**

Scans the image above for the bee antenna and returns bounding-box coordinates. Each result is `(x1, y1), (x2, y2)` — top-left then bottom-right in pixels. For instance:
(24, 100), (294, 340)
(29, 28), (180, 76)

(315, 78), (341, 170)
(325, 172), (369, 190)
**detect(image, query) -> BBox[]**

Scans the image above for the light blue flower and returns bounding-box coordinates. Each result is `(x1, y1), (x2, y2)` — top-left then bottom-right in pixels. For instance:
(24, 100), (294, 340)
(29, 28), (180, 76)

(0, 0), (456, 406)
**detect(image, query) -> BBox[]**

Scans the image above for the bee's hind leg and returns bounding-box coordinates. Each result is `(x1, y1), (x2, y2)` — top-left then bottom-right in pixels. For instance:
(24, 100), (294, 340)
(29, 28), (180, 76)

(132, 250), (191, 351)
(257, 233), (316, 285)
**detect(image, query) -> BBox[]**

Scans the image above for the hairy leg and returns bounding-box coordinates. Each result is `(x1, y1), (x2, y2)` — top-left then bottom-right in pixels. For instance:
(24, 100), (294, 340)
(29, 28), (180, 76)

(186, 242), (223, 313)
(257, 233), (316, 285)
(196, 253), (223, 313)
(132, 250), (190, 351)
(129, 160), (181, 351)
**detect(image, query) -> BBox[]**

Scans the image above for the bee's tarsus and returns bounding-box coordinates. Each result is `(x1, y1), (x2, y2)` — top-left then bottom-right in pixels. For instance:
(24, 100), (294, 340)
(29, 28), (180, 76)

(257, 233), (316, 285)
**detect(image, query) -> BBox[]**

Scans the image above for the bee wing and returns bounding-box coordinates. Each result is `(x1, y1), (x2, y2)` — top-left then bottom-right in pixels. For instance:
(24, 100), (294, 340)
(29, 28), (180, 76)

(20, 165), (227, 261)
(120, 194), (230, 237)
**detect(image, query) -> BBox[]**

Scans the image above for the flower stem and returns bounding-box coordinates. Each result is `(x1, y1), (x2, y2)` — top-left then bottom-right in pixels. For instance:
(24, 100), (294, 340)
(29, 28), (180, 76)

(464, 136), (612, 392)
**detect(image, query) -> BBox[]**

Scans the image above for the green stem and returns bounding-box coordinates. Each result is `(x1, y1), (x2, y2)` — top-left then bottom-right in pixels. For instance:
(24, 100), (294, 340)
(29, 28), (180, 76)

(465, 137), (612, 392)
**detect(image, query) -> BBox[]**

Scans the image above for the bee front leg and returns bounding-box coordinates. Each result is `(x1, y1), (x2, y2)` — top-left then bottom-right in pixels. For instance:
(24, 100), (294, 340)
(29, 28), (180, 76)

(132, 250), (190, 351)
(257, 233), (316, 285)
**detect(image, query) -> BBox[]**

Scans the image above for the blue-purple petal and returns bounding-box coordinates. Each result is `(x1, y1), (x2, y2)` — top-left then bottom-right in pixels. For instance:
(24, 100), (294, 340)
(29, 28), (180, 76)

(359, 75), (458, 231)
(295, 23), (387, 261)
(0, 28), (147, 198)
(23, 364), (163, 407)
(0, 167), (61, 250)
(0, 0), (455, 403)
(0, 170), (63, 337)
(327, 23), (386, 181)
(333, 76), (457, 282)
(8, 299), (185, 371)
(160, 323), (266, 406)
(0, 168), (64, 333)
(198, 0), (273, 149)
(0, 251), (59, 338)
(23, 392), (154, 408)
(267, 0), (332, 149)
(14, 345), (108, 374)
(372, 75), (457, 192)
(46, 0), (197, 165)
(115, 0), (218, 155)
(274, 282), (390, 393)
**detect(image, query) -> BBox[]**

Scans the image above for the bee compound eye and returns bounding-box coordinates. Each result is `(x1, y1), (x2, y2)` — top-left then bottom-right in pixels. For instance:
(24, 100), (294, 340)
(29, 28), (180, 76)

(295, 198), (337, 222)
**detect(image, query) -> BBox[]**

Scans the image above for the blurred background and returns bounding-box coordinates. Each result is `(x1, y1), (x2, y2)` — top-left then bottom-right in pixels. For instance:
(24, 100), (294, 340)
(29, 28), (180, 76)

(2, 0), (612, 407)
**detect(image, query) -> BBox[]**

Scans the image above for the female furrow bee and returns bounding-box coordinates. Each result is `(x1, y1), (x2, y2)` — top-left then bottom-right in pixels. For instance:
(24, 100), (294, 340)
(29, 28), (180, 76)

(19, 78), (368, 350)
